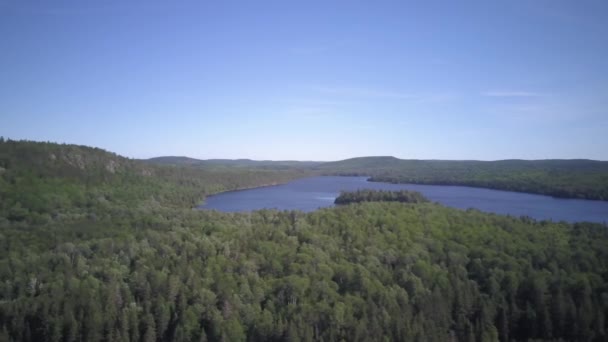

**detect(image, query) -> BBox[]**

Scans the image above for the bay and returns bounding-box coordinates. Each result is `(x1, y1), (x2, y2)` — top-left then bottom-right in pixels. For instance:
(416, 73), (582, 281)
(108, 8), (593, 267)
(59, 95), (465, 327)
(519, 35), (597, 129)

(198, 176), (608, 223)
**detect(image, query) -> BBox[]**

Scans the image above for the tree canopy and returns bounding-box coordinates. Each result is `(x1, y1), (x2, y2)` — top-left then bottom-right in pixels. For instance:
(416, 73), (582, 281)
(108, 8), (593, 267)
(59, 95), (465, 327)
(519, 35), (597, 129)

(1, 140), (607, 341)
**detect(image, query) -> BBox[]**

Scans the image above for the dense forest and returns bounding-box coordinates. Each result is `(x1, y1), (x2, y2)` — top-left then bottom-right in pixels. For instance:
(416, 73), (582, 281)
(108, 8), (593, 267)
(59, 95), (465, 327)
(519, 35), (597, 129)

(315, 156), (608, 201)
(1, 139), (608, 341)
(334, 190), (429, 205)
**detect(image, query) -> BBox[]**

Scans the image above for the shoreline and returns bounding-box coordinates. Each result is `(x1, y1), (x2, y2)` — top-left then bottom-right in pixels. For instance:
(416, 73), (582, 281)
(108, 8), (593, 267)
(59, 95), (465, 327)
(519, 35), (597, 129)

(195, 176), (313, 208)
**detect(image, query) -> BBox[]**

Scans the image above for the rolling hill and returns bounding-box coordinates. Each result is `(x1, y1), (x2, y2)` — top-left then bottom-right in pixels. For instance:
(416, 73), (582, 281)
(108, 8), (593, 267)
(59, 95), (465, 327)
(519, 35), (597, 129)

(145, 156), (323, 170)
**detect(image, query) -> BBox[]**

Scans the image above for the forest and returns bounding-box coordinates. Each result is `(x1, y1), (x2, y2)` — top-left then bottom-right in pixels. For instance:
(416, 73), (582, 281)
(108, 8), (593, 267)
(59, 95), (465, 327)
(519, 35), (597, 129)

(315, 157), (608, 201)
(1, 139), (607, 341)
(334, 190), (429, 205)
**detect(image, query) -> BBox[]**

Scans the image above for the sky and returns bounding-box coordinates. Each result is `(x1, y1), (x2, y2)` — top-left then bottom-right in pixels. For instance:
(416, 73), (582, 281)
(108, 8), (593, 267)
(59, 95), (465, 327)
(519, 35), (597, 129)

(1, 1), (607, 161)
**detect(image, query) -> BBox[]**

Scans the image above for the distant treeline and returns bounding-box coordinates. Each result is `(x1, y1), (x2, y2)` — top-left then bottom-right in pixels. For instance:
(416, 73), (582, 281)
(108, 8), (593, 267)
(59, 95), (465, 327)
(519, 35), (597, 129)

(315, 157), (608, 201)
(334, 189), (429, 205)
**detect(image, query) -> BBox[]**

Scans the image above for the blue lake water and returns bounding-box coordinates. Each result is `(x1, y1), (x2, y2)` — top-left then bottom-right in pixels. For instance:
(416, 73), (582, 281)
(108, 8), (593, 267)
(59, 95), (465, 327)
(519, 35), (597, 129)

(198, 176), (608, 223)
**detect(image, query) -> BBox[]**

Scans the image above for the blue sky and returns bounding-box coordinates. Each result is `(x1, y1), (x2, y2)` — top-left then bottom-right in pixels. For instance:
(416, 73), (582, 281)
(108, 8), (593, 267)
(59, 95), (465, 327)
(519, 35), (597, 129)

(1, 1), (607, 161)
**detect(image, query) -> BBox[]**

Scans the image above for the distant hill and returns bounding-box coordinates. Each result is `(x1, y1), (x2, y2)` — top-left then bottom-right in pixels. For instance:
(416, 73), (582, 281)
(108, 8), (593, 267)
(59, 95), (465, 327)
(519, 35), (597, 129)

(312, 156), (404, 174)
(314, 156), (608, 173)
(0, 139), (309, 221)
(144, 156), (204, 166)
(314, 156), (608, 200)
(144, 156), (323, 170)
(0, 139), (150, 180)
(143, 154), (608, 200)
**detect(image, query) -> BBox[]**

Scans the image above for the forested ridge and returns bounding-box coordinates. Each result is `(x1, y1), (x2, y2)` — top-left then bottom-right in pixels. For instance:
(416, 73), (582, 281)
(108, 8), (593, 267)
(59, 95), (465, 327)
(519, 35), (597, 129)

(1, 139), (608, 341)
(315, 157), (608, 201)
(0, 139), (308, 222)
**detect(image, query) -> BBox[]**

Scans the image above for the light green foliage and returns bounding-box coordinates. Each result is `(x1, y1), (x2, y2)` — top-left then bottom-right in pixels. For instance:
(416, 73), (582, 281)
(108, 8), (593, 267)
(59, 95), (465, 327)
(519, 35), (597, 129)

(0, 140), (607, 341)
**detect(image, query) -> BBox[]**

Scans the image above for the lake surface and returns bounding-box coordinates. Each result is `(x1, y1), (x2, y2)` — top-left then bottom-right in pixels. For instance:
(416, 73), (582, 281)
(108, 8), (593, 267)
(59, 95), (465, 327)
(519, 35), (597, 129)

(198, 176), (608, 223)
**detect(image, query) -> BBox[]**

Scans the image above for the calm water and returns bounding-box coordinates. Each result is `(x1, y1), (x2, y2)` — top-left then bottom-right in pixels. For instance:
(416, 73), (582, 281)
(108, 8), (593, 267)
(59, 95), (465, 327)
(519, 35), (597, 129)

(198, 176), (608, 223)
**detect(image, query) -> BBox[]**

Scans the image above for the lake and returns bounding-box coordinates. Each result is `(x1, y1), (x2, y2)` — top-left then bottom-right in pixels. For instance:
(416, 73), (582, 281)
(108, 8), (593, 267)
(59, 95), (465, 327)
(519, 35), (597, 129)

(198, 176), (608, 223)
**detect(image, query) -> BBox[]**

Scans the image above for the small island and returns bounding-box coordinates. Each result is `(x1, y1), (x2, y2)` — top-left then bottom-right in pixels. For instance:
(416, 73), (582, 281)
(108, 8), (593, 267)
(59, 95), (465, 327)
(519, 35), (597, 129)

(334, 189), (429, 205)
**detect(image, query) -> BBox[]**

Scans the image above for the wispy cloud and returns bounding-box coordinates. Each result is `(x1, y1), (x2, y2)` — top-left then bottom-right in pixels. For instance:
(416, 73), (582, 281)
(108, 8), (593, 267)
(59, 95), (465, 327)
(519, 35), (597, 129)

(289, 39), (354, 56)
(289, 46), (329, 55)
(312, 86), (418, 100)
(485, 103), (591, 125)
(277, 98), (354, 107)
(482, 91), (544, 97)
(309, 85), (461, 104)
(282, 106), (336, 120)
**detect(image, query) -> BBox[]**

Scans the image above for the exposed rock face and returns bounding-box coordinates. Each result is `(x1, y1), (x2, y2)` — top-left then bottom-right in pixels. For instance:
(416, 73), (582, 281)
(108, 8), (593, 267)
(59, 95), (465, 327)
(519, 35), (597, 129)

(63, 153), (86, 170)
(105, 160), (119, 173)
(2, 141), (148, 181)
